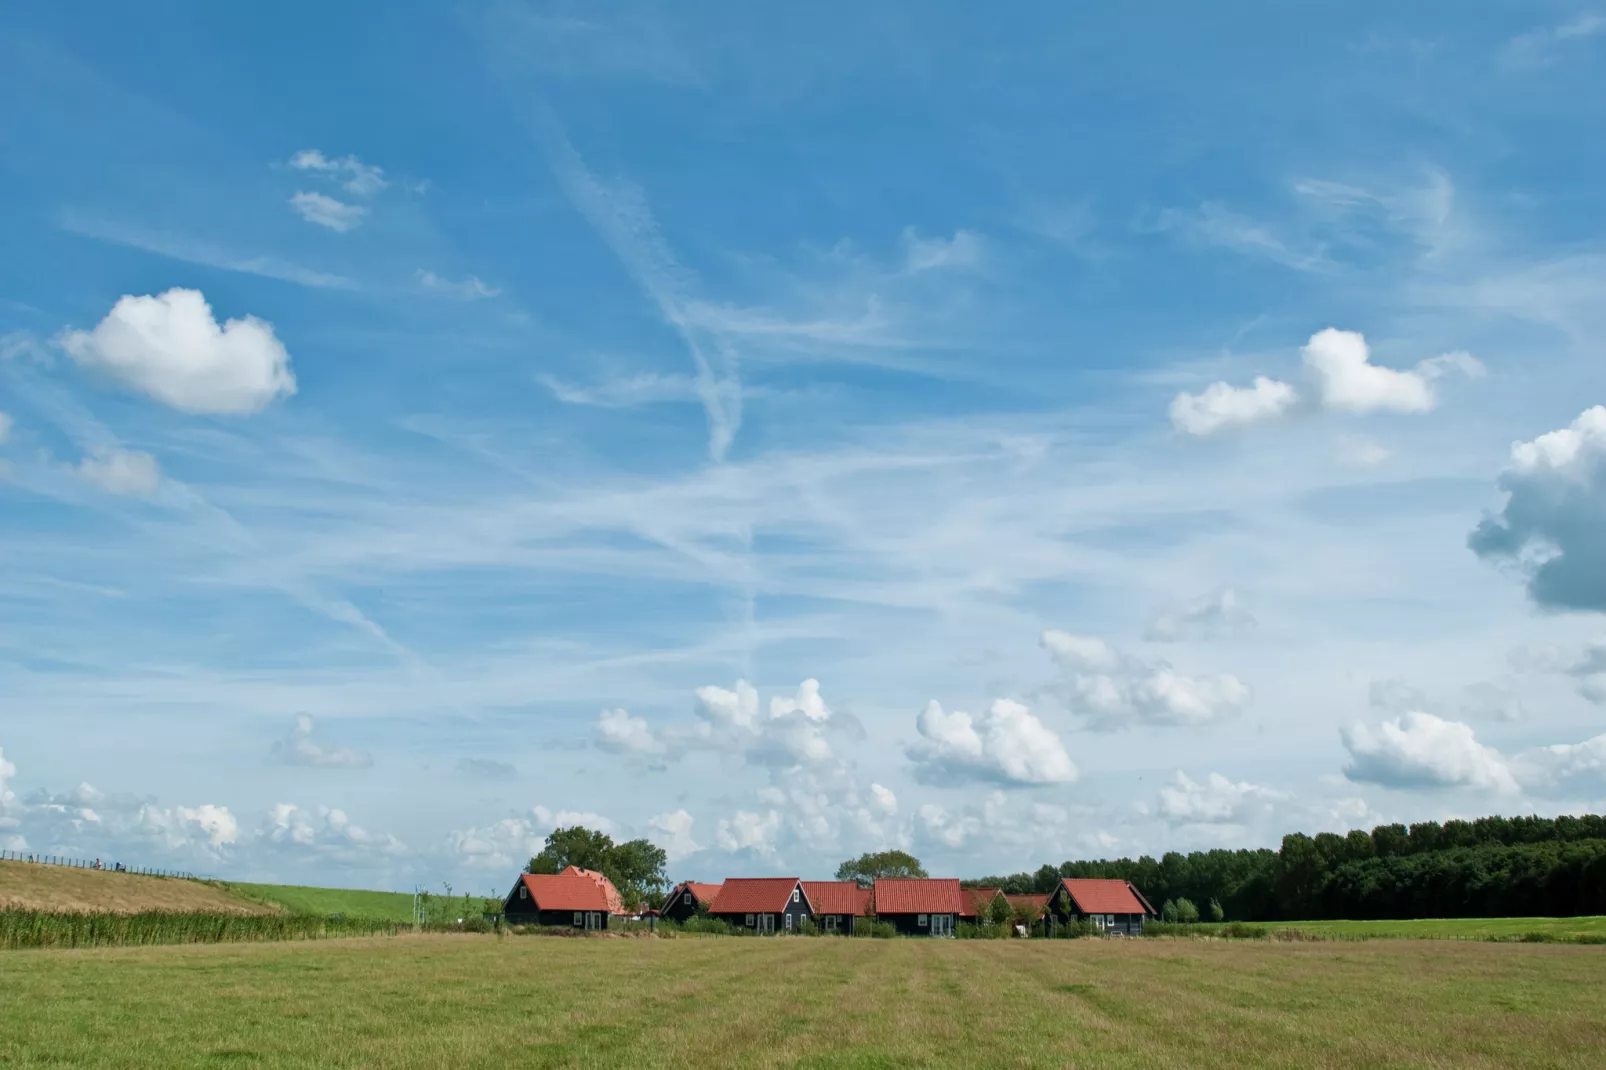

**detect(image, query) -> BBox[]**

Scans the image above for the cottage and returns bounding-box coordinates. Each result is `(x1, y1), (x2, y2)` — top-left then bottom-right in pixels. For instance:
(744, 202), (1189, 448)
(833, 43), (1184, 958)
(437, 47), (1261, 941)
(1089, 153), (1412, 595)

(873, 878), (964, 937)
(660, 881), (724, 923)
(1005, 893), (1050, 923)
(707, 877), (813, 934)
(503, 873), (613, 930)
(961, 886), (1007, 924)
(801, 881), (872, 935)
(559, 865), (633, 917)
(1045, 878), (1154, 935)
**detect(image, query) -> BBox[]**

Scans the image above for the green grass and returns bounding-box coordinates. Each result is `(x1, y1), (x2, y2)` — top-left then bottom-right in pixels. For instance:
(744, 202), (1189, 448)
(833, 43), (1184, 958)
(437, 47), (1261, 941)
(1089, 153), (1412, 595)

(2, 935), (1605, 1067)
(0, 909), (402, 950)
(1187, 916), (1606, 942)
(219, 882), (420, 921)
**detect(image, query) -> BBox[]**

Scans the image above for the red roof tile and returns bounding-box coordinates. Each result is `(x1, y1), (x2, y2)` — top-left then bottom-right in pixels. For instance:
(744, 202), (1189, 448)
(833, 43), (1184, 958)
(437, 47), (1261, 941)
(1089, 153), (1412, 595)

(802, 881), (872, 916)
(962, 886), (1004, 918)
(708, 877), (803, 915)
(516, 873), (612, 912)
(672, 881), (723, 906)
(561, 866), (630, 914)
(1058, 878), (1150, 915)
(1006, 894), (1049, 918)
(872, 878), (965, 915)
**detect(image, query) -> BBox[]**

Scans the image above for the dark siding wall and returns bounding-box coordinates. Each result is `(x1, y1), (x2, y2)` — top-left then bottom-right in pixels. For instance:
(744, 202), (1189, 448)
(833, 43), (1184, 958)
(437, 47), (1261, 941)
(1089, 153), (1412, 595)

(780, 885), (812, 932)
(661, 889), (702, 923)
(881, 912), (956, 936)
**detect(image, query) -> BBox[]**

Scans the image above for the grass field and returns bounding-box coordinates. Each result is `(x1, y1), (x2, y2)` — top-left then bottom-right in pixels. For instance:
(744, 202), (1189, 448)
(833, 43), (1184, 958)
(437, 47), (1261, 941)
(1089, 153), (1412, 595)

(3, 936), (1604, 1068)
(1209, 916), (1606, 941)
(0, 861), (276, 916)
(220, 881), (419, 921)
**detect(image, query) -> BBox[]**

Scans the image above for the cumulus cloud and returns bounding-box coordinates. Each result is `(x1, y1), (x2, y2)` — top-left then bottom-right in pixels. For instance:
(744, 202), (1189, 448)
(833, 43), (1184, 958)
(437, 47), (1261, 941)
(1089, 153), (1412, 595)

(595, 708), (665, 756)
(1145, 588), (1255, 642)
(1513, 733), (1606, 796)
(288, 149), (388, 196)
(599, 679), (843, 770)
(272, 715), (373, 769)
(1470, 406), (1606, 612)
(907, 699), (1077, 786)
(444, 805), (612, 871)
(1156, 771), (1286, 825)
(59, 289), (296, 414)
(2, 771), (237, 863)
(1341, 712), (1518, 793)
(76, 447), (161, 497)
(716, 809), (780, 856)
(914, 802), (981, 849)
(1042, 630), (1251, 729)
(416, 269), (501, 300)
(289, 191), (367, 232)
(258, 803), (407, 864)
(1170, 328), (1481, 436)
(649, 809), (701, 861)
(869, 783), (898, 816)
(1169, 377), (1298, 435)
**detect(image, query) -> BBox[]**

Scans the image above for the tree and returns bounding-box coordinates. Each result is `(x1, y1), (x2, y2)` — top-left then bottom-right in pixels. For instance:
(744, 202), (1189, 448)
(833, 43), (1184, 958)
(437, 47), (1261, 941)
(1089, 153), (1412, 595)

(526, 825), (668, 909)
(987, 893), (1013, 928)
(835, 850), (927, 887)
(1175, 897), (1200, 924)
(1161, 898), (1178, 923)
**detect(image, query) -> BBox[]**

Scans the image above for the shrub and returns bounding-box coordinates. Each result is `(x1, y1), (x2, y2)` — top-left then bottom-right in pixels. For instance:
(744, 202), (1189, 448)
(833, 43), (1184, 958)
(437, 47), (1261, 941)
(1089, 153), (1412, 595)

(1160, 898), (1178, 923)
(1175, 897), (1200, 924)
(1220, 922), (1268, 939)
(1209, 898), (1225, 923)
(853, 920), (897, 939)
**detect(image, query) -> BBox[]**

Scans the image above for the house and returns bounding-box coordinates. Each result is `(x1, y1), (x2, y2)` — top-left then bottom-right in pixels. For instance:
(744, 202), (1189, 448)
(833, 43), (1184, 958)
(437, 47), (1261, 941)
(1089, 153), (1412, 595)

(560, 865), (632, 916)
(873, 878), (965, 937)
(961, 886), (1007, 924)
(1005, 893), (1050, 922)
(503, 873), (613, 930)
(707, 877), (813, 934)
(660, 881), (724, 923)
(1045, 878), (1154, 936)
(801, 881), (872, 935)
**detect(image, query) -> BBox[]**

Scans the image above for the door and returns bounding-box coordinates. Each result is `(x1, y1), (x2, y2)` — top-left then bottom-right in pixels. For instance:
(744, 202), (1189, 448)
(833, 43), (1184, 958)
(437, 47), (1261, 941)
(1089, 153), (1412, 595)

(930, 914), (953, 937)
(585, 912), (602, 931)
(824, 915), (838, 933)
(757, 913), (775, 935)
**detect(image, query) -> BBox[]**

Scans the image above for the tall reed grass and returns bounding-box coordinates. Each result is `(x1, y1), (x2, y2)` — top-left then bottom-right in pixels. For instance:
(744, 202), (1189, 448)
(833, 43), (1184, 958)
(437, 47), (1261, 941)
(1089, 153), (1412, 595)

(1, 909), (402, 950)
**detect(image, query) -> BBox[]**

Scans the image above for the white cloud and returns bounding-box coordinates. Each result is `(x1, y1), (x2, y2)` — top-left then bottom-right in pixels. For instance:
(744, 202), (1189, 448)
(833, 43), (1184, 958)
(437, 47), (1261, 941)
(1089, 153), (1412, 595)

(1341, 711), (1518, 793)
(902, 227), (984, 273)
(288, 149), (387, 196)
(1042, 630), (1251, 729)
(59, 288), (296, 414)
(649, 809), (702, 861)
(914, 802), (980, 849)
(1470, 406), (1606, 612)
(289, 191), (367, 232)
(0, 411), (12, 444)
(445, 806), (612, 871)
(1336, 435), (1391, 466)
(907, 698), (1077, 785)
(716, 809), (780, 856)
(2, 770), (238, 862)
(416, 270), (501, 300)
(694, 680), (759, 732)
(595, 707), (665, 755)
(258, 803), (408, 864)
(1169, 328), (1481, 437)
(76, 447), (161, 497)
(1152, 201), (1326, 271)
(1145, 588), (1255, 642)
(869, 782), (897, 816)
(272, 715), (373, 769)
(1500, 14), (1606, 72)
(1169, 376), (1298, 435)
(1156, 771), (1285, 825)
(1514, 733), (1606, 796)
(538, 371), (700, 408)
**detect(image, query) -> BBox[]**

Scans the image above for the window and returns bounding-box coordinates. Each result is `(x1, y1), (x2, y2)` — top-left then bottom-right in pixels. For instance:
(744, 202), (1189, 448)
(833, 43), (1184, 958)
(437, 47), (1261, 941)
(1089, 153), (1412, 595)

(1106, 915), (1115, 927)
(792, 888), (800, 903)
(746, 914), (755, 926)
(683, 892), (692, 905)
(573, 912), (583, 926)
(784, 914), (794, 932)
(918, 914), (928, 926)
(518, 886), (528, 900)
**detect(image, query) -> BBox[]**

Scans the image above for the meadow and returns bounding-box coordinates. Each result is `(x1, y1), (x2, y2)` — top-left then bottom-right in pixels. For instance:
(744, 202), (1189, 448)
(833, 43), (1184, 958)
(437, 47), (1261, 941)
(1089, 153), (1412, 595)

(3, 935), (1605, 1068)
(1198, 915), (1606, 942)
(220, 880), (420, 921)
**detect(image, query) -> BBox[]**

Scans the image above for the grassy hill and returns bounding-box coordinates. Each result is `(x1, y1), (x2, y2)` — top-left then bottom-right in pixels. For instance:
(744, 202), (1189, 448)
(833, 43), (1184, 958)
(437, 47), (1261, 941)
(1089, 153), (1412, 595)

(221, 882), (418, 921)
(0, 861), (278, 915)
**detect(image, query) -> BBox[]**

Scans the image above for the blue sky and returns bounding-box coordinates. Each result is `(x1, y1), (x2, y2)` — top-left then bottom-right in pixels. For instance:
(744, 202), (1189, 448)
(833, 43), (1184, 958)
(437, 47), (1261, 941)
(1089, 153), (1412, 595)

(2, 2), (1605, 894)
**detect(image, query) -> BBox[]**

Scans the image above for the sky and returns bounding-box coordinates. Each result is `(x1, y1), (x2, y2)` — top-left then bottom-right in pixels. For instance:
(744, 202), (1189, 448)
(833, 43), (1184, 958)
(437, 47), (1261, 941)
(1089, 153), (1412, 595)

(1, 2), (1604, 896)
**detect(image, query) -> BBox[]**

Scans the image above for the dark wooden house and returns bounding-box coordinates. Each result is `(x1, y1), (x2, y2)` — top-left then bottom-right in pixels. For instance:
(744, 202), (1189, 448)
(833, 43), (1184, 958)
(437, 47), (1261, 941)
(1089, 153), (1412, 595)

(801, 880), (872, 935)
(503, 872), (613, 930)
(1045, 878), (1154, 936)
(707, 877), (813, 934)
(660, 881), (724, 923)
(872, 878), (964, 937)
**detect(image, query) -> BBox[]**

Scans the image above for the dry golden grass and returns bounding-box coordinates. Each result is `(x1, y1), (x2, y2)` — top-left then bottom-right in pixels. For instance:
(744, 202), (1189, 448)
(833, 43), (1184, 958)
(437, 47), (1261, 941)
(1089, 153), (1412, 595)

(0, 860), (277, 915)
(3, 933), (1604, 1068)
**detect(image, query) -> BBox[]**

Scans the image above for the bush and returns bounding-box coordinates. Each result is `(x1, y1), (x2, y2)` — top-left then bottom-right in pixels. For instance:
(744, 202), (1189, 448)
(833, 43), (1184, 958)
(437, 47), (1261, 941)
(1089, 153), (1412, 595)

(680, 916), (741, 936)
(1209, 898), (1225, 923)
(853, 920), (897, 939)
(1160, 898), (1178, 923)
(1175, 897), (1200, 924)
(1220, 922), (1268, 939)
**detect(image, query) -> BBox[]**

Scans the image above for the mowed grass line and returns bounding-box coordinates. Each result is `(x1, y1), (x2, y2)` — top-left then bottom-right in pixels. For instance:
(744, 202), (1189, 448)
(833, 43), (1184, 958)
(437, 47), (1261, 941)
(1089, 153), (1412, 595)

(220, 882), (418, 921)
(3, 936), (1606, 1068)
(1208, 915), (1606, 941)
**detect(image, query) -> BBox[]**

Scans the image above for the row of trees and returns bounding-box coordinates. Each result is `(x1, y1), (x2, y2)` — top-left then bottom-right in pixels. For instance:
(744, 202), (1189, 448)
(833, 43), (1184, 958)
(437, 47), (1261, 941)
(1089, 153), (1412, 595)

(973, 813), (1606, 921)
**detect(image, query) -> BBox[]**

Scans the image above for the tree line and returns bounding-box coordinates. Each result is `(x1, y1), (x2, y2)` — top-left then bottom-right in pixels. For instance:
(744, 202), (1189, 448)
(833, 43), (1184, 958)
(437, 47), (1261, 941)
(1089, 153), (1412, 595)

(971, 812), (1606, 921)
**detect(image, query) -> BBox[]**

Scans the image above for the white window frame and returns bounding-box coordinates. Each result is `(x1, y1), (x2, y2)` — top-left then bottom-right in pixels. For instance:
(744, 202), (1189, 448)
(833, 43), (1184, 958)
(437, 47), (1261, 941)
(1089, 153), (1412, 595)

(784, 913), (794, 932)
(683, 891), (692, 905)
(918, 913), (928, 927)
(792, 888), (800, 903)
(824, 915), (838, 932)
(1106, 914), (1115, 927)
(518, 886), (528, 900)
(573, 912), (583, 926)
(746, 913), (755, 926)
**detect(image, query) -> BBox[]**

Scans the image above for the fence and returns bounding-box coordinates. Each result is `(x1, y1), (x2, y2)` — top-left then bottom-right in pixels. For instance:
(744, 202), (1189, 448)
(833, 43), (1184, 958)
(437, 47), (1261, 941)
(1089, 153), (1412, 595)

(0, 849), (200, 881)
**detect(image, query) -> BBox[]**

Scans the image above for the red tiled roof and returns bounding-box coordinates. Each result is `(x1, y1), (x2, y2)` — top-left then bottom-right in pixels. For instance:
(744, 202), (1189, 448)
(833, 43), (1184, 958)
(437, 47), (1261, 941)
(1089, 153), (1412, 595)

(1058, 878), (1149, 916)
(872, 878), (965, 915)
(708, 877), (803, 915)
(962, 886), (1004, 918)
(802, 881), (872, 916)
(515, 873), (612, 912)
(561, 865), (630, 914)
(1006, 894), (1049, 917)
(683, 881), (723, 905)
